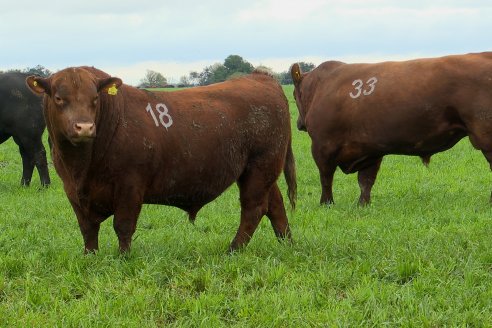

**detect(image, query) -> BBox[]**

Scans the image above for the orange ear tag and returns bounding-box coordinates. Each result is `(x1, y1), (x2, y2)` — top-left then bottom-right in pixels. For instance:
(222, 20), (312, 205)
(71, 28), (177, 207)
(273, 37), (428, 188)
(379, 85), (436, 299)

(108, 84), (118, 96)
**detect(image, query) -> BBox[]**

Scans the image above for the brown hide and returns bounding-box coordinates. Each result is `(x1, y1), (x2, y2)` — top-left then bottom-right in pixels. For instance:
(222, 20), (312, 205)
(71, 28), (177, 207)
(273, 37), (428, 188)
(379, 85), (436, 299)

(26, 67), (296, 253)
(291, 52), (492, 205)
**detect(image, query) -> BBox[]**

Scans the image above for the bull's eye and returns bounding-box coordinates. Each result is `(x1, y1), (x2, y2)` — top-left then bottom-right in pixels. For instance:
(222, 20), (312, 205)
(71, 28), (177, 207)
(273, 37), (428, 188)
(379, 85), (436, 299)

(93, 95), (99, 106)
(54, 94), (64, 106)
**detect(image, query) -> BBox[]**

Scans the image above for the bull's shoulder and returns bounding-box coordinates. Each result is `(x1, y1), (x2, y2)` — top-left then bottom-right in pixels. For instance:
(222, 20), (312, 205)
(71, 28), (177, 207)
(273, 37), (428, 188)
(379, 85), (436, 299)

(317, 60), (345, 72)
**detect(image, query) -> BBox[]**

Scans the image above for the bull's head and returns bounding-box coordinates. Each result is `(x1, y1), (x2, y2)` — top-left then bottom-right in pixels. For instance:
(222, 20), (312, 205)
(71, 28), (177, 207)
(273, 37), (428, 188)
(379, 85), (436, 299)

(26, 68), (122, 146)
(290, 63), (307, 131)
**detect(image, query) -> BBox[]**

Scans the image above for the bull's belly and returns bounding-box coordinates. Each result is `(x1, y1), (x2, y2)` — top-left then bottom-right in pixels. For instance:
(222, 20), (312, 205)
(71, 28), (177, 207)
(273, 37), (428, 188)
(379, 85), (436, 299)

(143, 174), (237, 211)
(336, 128), (467, 173)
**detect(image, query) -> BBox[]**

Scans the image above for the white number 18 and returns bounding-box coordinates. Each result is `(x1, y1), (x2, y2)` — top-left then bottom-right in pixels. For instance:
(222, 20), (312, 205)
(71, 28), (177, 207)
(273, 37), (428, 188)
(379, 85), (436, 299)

(146, 103), (173, 129)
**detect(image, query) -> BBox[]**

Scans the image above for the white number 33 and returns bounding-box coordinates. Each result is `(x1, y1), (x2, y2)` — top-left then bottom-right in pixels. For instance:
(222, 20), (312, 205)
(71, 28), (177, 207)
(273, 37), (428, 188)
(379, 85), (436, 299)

(349, 77), (378, 99)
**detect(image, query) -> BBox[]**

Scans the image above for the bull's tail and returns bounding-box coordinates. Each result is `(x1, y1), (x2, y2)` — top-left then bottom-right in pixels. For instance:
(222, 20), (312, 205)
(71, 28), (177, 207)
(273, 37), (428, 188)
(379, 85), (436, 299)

(284, 139), (297, 210)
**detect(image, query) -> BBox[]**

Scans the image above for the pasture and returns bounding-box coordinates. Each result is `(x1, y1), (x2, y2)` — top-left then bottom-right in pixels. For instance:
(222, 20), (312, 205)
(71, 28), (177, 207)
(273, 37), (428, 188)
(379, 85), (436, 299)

(1, 85), (492, 326)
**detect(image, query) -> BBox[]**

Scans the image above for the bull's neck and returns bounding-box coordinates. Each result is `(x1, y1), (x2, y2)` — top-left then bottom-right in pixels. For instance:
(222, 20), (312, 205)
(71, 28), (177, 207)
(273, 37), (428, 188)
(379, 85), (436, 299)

(51, 137), (94, 184)
(50, 92), (122, 183)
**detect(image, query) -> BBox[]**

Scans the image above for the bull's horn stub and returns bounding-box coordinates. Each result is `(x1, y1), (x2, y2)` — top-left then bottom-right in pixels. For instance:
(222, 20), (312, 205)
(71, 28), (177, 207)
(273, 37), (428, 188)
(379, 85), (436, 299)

(108, 84), (118, 96)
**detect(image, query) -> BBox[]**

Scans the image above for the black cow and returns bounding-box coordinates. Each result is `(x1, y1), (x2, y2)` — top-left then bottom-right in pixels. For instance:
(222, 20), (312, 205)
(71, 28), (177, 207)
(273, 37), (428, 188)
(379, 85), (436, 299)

(0, 72), (50, 186)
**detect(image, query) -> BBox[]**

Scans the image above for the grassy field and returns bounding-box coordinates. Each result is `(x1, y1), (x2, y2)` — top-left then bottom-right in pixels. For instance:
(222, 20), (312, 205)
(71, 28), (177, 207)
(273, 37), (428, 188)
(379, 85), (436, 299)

(1, 85), (492, 326)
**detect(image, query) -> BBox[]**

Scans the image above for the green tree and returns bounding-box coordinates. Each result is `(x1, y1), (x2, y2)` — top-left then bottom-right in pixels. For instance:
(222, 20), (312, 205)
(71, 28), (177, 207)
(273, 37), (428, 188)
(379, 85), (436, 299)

(211, 63), (228, 83)
(224, 55), (254, 75)
(24, 65), (52, 77)
(138, 70), (168, 88)
(194, 55), (255, 86)
(299, 61), (316, 73)
(178, 75), (191, 87)
(278, 61), (316, 85)
(197, 65), (214, 86)
(6, 68), (22, 73)
(188, 71), (200, 86)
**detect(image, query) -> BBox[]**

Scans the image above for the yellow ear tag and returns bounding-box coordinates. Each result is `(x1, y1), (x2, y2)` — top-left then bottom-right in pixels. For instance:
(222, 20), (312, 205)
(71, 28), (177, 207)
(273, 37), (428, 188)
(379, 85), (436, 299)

(295, 71), (301, 79)
(107, 84), (118, 96)
(33, 81), (38, 86)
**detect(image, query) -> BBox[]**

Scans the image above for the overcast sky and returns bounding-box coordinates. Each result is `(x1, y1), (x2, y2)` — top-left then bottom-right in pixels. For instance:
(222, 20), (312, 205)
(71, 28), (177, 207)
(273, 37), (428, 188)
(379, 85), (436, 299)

(1, 0), (491, 85)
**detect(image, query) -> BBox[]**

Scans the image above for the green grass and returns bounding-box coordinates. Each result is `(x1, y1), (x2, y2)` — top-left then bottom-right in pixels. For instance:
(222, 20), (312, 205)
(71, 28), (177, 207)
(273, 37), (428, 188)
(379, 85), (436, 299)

(1, 85), (492, 326)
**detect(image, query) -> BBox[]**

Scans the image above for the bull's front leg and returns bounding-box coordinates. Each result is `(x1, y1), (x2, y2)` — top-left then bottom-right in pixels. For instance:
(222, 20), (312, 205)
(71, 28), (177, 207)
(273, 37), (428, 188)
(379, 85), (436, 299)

(357, 158), (382, 206)
(70, 201), (103, 253)
(78, 217), (101, 253)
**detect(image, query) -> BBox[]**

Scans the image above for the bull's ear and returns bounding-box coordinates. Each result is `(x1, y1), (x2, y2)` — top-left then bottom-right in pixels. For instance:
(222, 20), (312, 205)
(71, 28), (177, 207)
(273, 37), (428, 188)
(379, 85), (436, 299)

(26, 76), (51, 95)
(97, 77), (123, 96)
(290, 63), (303, 86)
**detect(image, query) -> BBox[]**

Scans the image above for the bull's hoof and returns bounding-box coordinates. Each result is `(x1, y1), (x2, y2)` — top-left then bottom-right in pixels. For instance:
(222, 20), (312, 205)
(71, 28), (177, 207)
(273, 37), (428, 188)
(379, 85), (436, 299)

(320, 200), (334, 206)
(358, 198), (371, 207)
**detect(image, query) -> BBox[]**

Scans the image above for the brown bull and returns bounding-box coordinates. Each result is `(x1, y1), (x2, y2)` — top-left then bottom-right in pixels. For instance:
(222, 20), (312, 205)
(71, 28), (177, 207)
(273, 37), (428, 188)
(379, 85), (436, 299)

(26, 67), (296, 253)
(291, 52), (492, 205)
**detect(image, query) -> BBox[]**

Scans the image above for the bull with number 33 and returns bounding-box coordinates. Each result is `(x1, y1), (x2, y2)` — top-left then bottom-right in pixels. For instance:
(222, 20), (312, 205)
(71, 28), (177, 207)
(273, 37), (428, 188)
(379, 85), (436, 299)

(291, 52), (492, 206)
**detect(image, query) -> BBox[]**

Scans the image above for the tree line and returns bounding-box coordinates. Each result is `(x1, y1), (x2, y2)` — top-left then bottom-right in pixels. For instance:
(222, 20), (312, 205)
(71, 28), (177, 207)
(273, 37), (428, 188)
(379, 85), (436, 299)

(1, 65), (52, 77)
(1, 56), (316, 88)
(140, 55), (315, 88)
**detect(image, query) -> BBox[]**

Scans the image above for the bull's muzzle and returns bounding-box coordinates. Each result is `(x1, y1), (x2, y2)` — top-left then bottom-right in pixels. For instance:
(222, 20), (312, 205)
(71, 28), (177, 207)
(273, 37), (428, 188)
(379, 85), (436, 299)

(73, 122), (96, 139)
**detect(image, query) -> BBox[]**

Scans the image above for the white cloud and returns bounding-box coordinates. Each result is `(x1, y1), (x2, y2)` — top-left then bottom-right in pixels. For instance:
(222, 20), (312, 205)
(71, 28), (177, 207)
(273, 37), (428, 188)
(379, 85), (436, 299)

(1, 1), (491, 85)
(238, 0), (328, 22)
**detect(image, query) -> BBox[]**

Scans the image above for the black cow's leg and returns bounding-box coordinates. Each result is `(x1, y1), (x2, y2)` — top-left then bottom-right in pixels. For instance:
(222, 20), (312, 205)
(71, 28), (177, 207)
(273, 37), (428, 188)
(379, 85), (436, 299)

(13, 136), (35, 186)
(266, 183), (292, 243)
(230, 167), (273, 252)
(32, 140), (50, 187)
(357, 158), (382, 206)
(0, 133), (10, 144)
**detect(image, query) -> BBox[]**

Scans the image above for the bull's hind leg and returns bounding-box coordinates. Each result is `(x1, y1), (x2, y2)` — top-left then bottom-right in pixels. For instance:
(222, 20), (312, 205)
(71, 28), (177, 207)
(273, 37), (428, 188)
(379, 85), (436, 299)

(476, 148), (492, 203)
(230, 166), (279, 252)
(266, 183), (292, 242)
(467, 125), (492, 202)
(113, 203), (142, 253)
(318, 164), (337, 205)
(312, 144), (337, 205)
(357, 158), (382, 206)
(113, 184), (144, 252)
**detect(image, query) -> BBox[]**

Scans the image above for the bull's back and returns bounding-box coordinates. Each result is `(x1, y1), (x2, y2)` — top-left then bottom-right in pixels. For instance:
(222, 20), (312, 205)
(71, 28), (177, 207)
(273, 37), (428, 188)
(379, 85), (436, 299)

(312, 52), (492, 152)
